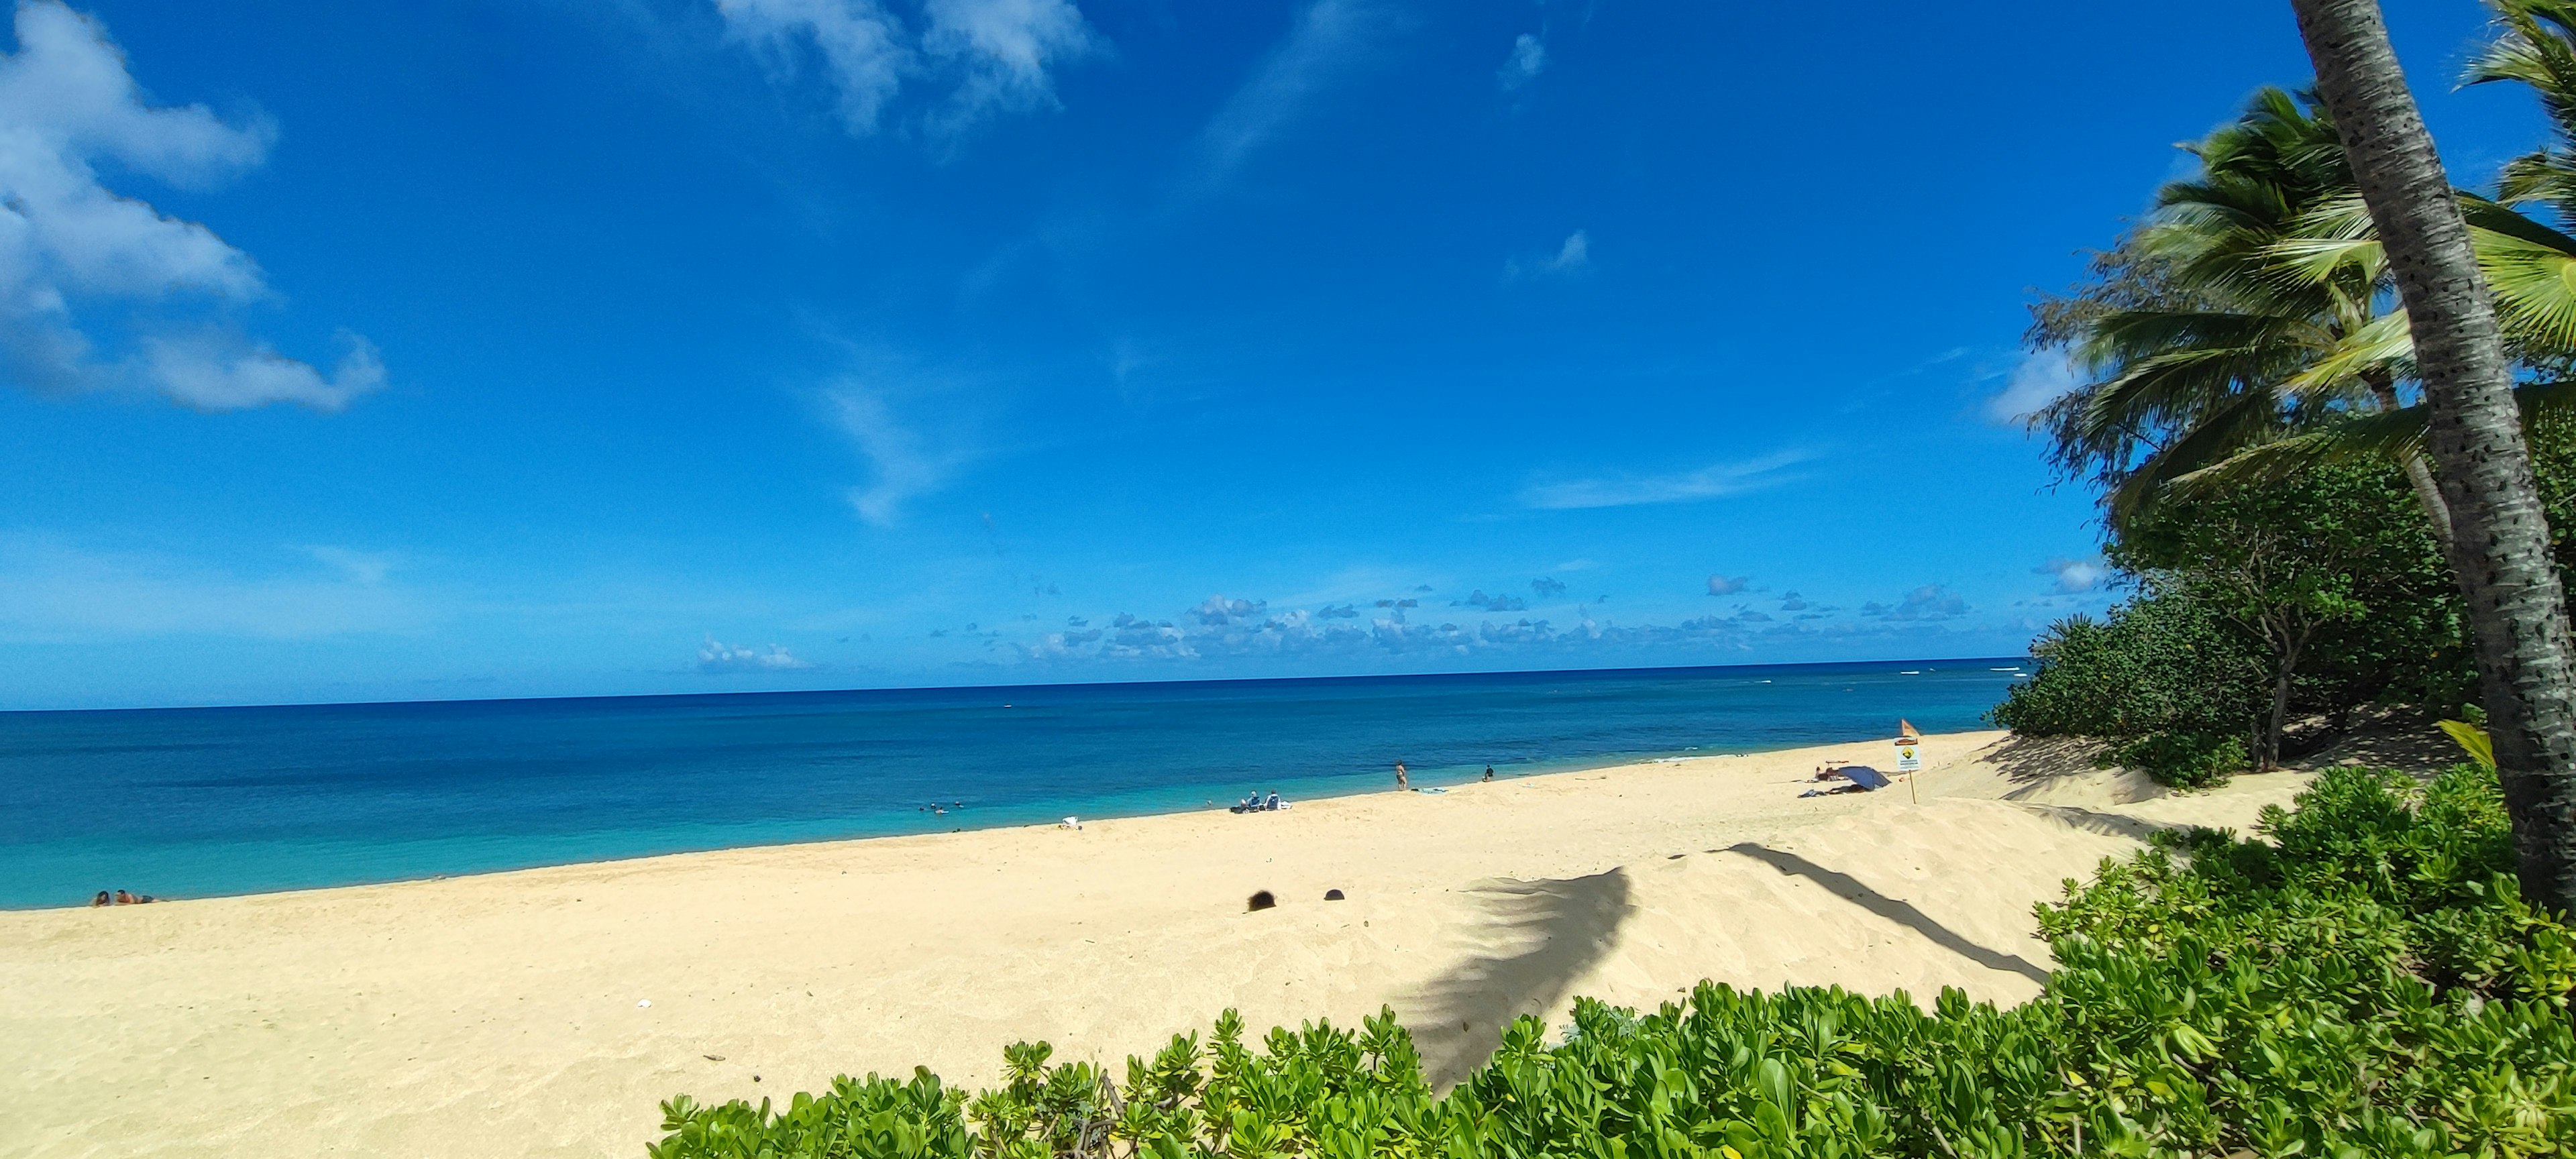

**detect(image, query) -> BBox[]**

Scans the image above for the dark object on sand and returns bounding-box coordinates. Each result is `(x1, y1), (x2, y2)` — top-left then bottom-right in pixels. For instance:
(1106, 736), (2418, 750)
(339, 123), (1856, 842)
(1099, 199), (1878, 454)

(1324, 889), (1345, 900)
(1799, 765), (1892, 797)
(1248, 890), (1277, 911)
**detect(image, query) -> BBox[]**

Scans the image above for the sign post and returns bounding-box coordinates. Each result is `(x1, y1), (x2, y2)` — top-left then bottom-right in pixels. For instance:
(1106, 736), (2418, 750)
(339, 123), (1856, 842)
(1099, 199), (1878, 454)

(1894, 722), (1922, 803)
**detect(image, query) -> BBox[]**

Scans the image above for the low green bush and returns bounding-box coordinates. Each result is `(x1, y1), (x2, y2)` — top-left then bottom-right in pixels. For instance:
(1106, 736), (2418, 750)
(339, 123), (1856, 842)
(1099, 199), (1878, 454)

(649, 767), (2576, 1159)
(1990, 594), (2267, 788)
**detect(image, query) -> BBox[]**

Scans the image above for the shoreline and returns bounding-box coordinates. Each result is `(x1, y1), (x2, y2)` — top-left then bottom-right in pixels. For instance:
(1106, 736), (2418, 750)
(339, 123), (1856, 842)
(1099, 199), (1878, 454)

(0, 728), (2311, 1159)
(7, 726), (1975, 912)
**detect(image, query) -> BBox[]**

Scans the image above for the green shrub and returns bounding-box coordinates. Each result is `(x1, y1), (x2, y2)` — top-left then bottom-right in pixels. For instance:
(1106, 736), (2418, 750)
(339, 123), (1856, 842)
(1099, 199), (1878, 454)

(2101, 731), (2247, 789)
(650, 767), (2576, 1159)
(1992, 593), (2270, 787)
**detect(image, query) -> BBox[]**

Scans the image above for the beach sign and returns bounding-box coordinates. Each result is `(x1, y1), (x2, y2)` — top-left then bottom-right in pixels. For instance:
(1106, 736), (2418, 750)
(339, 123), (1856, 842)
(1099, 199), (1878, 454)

(1894, 721), (1921, 803)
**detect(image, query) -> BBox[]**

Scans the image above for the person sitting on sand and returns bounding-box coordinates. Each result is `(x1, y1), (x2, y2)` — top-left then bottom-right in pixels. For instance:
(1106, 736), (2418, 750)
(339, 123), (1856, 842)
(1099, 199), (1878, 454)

(91, 891), (110, 907)
(1482, 766), (1495, 782)
(1265, 791), (1281, 811)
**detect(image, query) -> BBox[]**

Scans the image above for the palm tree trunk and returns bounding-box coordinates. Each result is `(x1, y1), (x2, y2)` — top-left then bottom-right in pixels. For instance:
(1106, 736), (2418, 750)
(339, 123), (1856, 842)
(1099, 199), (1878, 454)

(2363, 372), (2455, 547)
(2292, 0), (2576, 912)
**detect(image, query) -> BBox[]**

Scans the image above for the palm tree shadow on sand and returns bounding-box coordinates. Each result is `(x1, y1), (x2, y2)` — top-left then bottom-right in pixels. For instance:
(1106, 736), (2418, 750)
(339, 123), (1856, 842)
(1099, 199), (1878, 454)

(1401, 867), (1635, 1089)
(1719, 842), (2050, 986)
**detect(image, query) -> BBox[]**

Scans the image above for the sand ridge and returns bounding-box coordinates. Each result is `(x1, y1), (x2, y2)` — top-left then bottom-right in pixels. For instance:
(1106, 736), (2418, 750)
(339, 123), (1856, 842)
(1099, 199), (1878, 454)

(0, 731), (2315, 1158)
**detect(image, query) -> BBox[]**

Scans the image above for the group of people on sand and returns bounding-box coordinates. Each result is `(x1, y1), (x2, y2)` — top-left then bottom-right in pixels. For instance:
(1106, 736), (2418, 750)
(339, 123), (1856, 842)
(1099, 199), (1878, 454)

(1232, 790), (1288, 813)
(89, 889), (155, 906)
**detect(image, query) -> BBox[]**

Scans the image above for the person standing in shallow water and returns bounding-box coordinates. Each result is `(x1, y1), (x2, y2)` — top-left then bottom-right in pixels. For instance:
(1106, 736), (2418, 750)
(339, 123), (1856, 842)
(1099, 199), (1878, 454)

(1393, 761), (1409, 790)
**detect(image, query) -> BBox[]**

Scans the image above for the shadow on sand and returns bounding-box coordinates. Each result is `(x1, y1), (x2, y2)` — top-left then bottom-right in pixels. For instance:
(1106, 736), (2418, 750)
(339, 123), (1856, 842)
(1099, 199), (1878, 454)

(2009, 802), (2167, 842)
(1719, 842), (2050, 986)
(1403, 867), (1635, 1088)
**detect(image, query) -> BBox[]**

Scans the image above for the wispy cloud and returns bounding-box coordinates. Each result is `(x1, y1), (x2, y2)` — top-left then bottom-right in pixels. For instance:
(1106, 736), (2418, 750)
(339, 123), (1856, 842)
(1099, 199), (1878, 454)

(1521, 451), (1805, 510)
(0, 537), (423, 640)
(1195, 0), (1404, 184)
(1506, 229), (1589, 278)
(1705, 574), (1748, 596)
(0, 1), (383, 410)
(922, 0), (1099, 131)
(697, 636), (814, 673)
(301, 546), (395, 586)
(827, 384), (961, 526)
(1497, 32), (1545, 91)
(713, 0), (1097, 137)
(1986, 348), (2077, 425)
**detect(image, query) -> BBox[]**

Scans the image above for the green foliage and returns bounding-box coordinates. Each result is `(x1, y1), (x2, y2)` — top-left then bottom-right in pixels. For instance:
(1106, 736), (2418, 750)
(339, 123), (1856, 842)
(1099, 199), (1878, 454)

(650, 767), (2576, 1159)
(2101, 731), (2247, 790)
(1994, 459), (2467, 782)
(1990, 592), (2267, 786)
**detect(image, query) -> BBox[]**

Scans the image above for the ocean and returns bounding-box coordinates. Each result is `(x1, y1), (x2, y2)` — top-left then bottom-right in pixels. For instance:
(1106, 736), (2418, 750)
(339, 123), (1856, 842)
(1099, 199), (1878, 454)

(0, 659), (2027, 909)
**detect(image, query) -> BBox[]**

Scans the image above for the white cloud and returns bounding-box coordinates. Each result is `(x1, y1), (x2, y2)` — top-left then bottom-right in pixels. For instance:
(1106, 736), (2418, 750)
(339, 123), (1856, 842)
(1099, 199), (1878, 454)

(1196, 0), (1401, 183)
(1521, 450), (1805, 510)
(143, 332), (384, 412)
(1498, 32), (1545, 91)
(0, 1), (380, 410)
(1987, 348), (2078, 425)
(828, 384), (958, 526)
(1705, 574), (1748, 596)
(697, 636), (814, 673)
(2036, 556), (2106, 593)
(714, 0), (911, 133)
(713, 0), (1097, 137)
(924, 0), (1098, 130)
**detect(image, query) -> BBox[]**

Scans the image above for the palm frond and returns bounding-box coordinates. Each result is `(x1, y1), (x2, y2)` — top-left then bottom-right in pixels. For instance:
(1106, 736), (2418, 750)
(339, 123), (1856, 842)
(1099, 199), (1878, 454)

(2281, 311), (2414, 400)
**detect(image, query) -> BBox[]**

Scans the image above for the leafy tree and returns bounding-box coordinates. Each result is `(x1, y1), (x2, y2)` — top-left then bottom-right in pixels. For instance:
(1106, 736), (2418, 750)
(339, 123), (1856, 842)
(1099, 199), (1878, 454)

(2115, 461), (2462, 768)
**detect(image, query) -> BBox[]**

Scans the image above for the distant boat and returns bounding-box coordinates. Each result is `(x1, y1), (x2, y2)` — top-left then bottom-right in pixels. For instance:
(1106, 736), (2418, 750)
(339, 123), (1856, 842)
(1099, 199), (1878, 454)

(1991, 666), (2023, 671)
(1899, 670), (1921, 675)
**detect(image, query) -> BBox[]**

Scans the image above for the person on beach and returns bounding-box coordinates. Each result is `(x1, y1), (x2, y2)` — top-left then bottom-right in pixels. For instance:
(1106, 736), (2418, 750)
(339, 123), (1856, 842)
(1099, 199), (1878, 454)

(1393, 761), (1409, 789)
(1482, 766), (1495, 782)
(90, 891), (110, 907)
(1265, 791), (1281, 811)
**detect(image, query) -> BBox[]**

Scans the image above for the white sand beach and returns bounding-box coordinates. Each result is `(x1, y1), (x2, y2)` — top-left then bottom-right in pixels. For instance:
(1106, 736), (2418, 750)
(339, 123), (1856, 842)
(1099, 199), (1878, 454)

(0, 731), (2321, 1158)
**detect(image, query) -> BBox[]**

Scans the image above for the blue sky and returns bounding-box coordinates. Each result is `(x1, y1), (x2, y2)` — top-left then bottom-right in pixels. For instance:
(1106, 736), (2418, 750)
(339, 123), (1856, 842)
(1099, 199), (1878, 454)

(0, 0), (2547, 709)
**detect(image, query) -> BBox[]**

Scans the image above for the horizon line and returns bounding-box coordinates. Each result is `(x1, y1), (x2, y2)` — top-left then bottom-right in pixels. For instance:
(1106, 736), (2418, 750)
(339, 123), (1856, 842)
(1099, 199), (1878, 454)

(3, 655), (2035, 717)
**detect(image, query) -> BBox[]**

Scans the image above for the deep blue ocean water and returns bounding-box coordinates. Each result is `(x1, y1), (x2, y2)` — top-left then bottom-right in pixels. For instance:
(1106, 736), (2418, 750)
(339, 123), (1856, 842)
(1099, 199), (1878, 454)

(0, 659), (2027, 909)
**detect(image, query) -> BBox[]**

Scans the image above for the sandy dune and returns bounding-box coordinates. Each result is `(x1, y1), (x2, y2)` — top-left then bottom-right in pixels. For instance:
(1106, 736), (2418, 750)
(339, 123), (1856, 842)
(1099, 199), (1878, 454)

(0, 730), (2319, 1158)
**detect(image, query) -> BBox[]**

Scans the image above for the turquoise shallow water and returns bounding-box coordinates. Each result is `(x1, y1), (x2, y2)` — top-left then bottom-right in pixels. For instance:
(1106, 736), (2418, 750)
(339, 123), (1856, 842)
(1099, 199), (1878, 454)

(0, 659), (2027, 908)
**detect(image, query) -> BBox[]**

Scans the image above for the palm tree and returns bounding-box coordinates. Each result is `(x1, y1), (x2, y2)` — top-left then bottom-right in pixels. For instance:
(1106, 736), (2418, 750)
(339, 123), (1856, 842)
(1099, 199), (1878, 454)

(2124, 0), (2576, 508)
(2032, 89), (2455, 541)
(2288, 0), (2576, 915)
